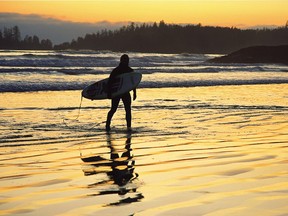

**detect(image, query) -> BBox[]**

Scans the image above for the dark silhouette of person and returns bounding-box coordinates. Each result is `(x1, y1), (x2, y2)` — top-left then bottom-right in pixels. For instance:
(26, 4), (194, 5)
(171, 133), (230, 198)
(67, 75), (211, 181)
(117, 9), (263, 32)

(106, 54), (137, 132)
(81, 132), (143, 203)
(106, 132), (137, 189)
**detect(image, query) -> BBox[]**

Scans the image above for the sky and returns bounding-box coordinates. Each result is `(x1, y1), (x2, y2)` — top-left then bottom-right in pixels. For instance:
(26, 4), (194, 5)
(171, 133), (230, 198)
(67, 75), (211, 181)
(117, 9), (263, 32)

(0, 0), (287, 44)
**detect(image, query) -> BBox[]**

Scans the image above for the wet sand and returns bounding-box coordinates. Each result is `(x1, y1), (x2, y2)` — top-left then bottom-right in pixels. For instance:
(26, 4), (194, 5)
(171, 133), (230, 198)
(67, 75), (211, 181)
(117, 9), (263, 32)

(1, 84), (288, 215)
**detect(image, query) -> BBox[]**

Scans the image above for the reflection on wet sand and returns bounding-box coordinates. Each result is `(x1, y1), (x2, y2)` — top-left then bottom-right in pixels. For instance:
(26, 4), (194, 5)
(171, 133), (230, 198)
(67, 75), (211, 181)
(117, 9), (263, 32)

(1, 86), (287, 215)
(81, 132), (144, 206)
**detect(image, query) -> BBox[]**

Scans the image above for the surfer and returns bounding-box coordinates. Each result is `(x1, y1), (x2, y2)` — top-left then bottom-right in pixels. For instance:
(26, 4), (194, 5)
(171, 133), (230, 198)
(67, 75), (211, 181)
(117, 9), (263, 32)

(106, 54), (137, 132)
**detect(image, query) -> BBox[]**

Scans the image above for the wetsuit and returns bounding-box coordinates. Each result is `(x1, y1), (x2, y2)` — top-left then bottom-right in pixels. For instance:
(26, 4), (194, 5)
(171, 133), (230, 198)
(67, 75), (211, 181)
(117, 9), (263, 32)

(106, 62), (135, 130)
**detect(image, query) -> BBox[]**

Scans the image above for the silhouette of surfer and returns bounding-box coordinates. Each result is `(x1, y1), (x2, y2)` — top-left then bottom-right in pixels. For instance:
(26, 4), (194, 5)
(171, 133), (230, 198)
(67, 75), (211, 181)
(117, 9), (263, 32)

(106, 54), (137, 132)
(107, 133), (137, 189)
(81, 132), (142, 201)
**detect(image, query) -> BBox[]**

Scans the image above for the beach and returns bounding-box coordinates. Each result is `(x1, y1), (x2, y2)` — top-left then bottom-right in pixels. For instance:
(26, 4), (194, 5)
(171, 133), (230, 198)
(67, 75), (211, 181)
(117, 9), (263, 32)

(1, 84), (288, 215)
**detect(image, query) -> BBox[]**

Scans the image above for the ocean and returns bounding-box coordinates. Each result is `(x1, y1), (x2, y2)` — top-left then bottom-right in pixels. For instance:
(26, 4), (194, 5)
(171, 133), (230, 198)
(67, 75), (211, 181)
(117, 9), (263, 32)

(1, 50), (288, 215)
(1, 50), (288, 92)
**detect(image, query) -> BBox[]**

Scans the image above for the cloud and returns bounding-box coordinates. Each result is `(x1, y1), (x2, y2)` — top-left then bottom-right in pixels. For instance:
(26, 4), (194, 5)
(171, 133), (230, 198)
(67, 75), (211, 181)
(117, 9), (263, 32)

(0, 13), (129, 44)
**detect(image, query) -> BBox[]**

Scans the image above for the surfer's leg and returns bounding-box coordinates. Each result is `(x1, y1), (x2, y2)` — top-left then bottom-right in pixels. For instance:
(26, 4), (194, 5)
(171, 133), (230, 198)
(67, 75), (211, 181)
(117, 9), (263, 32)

(106, 97), (120, 130)
(122, 93), (132, 129)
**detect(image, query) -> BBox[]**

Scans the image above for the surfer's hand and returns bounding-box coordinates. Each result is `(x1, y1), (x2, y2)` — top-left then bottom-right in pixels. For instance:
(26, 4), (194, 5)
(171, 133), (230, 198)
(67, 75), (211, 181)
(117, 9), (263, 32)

(133, 89), (137, 101)
(133, 93), (137, 101)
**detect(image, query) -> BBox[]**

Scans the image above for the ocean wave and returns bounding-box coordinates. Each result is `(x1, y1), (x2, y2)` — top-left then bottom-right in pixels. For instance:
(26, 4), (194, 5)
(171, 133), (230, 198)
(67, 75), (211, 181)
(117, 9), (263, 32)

(1, 50), (288, 92)
(0, 67), (113, 75)
(1, 78), (288, 93)
(1, 64), (287, 75)
(0, 50), (207, 68)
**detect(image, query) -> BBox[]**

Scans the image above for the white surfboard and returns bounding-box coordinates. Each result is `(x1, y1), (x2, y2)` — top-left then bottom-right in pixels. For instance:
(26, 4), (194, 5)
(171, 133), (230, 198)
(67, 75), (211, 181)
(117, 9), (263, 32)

(82, 72), (142, 100)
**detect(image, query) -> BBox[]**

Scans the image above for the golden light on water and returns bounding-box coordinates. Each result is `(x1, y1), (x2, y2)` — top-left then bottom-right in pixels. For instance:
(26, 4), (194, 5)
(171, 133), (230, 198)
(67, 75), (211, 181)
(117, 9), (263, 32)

(1, 84), (288, 214)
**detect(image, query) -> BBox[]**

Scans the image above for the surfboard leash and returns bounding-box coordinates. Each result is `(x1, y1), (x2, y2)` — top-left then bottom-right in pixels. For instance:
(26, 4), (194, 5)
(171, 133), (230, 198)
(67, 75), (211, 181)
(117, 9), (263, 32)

(62, 95), (107, 130)
(62, 95), (83, 128)
(75, 95), (83, 120)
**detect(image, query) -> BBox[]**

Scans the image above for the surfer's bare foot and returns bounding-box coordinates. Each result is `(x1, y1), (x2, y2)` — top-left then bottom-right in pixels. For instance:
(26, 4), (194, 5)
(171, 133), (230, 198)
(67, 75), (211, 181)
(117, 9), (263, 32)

(105, 125), (111, 132)
(127, 127), (132, 132)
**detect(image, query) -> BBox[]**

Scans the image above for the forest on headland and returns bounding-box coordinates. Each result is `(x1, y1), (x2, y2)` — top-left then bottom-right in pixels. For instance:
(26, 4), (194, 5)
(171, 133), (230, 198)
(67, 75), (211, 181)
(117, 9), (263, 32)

(1, 21), (288, 53)
(0, 26), (53, 50)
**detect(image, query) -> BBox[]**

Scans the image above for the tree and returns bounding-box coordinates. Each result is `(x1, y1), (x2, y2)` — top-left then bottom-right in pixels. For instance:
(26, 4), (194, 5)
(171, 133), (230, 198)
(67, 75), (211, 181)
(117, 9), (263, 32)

(159, 20), (166, 28)
(0, 26), (54, 49)
(12, 26), (21, 42)
(3, 27), (12, 41)
(41, 39), (53, 49)
(32, 36), (40, 46)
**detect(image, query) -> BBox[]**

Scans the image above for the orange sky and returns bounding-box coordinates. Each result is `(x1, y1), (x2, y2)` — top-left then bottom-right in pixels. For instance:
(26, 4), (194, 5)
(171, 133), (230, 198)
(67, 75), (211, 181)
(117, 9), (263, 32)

(0, 0), (287, 28)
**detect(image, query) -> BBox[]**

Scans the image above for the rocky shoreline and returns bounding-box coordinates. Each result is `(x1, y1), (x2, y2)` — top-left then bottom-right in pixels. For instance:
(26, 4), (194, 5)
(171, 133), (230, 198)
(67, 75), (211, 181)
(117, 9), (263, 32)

(209, 45), (288, 65)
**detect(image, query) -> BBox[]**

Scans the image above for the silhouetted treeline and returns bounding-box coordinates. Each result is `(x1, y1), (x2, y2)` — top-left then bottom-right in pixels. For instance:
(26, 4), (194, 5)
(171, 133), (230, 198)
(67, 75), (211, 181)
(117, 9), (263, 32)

(0, 26), (53, 50)
(1, 22), (288, 53)
(55, 21), (288, 53)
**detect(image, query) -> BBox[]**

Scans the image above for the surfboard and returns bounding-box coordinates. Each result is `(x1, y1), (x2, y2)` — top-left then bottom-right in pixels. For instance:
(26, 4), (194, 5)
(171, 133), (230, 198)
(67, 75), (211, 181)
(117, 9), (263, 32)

(82, 72), (142, 100)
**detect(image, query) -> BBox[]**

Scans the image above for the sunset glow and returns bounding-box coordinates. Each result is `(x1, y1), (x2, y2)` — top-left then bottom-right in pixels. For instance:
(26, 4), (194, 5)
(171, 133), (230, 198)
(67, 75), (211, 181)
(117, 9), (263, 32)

(0, 0), (287, 28)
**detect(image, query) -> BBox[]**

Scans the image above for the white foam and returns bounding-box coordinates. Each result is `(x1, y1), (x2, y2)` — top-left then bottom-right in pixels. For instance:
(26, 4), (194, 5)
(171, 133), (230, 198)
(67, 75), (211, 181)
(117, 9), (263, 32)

(0, 50), (287, 92)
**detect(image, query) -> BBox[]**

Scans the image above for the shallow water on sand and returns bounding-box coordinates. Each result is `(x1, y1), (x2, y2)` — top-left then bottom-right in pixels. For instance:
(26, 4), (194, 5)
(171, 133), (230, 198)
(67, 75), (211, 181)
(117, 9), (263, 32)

(1, 85), (288, 215)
